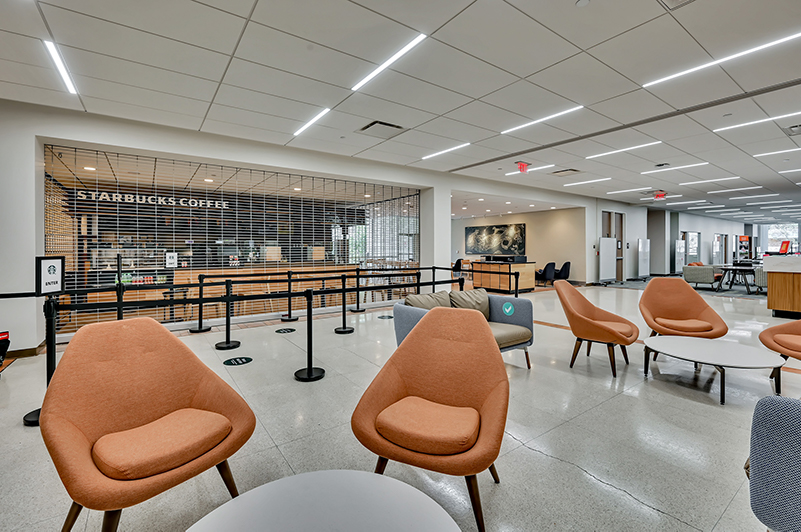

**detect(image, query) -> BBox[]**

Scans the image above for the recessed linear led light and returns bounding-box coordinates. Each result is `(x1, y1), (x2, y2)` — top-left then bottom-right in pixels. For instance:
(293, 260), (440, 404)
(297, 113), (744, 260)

(505, 201), (511, 204)
(779, 168), (801, 174)
(501, 106), (584, 135)
(748, 200), (793, 205)
(730, 193), (780, 200)
(730, 213), (756, 217)
(84, 167), (96, 171)
(364, 194), (371, 198)
(204, 179), (214, 182)
(550, 207), (556, 209)
(585, 141), (662, 159)
(486, 209), (491, 212)
(563, 177), (611, 187)
(351, 34), (426, 91)
(687, 204), (724, 210)
(462, 206), (467, 210)
(754, 147), (801, 158)
(643, 29), (801, 88)
(606, 187), (651, 195)
(504, 164), (555, 176)
(641, 162), (709, 174)
(708, 186), (762, 194)
(665, 200), (708, 206)
(43, 41), (77, 94)
(293, 108), (330, 136)
(422, 143), (470, 160)
(707, 209), (742, 213)
(529, 204), (535, 207)
(715, 111), (801, 132)
(478, 198), (484, 201)
(678, 176), (740, 186)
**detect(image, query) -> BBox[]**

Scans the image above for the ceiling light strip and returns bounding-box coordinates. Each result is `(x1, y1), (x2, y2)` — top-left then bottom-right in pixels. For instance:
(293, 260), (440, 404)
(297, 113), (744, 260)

(293, 108), (331, 136)
(641, 162), (708, 174)
(606, 187), (651, 195)
(715, 111), (801, 132)
(563, 178), (612, 187)
(707, 186), (762, 194)
(753, 147), (801, 158)
(643, 30), (801, 88)
(43, 41), (77, 94)
(678, 176), (739, 186)
(665, 200), (708, 205)
(748, 200), (792, 205)
(779, 168), (801, 174)
(687, 204), (724, 210)
(351, 34), (426, 91)
(501, 106), (584, 135)
(707, 208), (742, 212)
(585, 141), (662, 159)
(505, 164), (556, 176)
(422, 143), (470, 160)
(729, 193), (780, 200)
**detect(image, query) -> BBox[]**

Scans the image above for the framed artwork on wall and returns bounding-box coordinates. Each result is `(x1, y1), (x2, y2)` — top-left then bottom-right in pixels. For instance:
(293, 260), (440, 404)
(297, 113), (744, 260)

(465, 224), (525, 255)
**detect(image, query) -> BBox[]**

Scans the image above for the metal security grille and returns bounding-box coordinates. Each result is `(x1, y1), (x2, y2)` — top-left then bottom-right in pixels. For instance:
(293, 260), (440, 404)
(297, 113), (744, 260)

(44, 145), (420, 332)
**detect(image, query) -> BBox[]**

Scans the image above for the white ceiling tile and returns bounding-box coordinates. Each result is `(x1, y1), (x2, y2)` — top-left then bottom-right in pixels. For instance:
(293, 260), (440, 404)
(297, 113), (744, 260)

(75, 75), (210, 116)
(251, 0), (417, 64)
(738, 137), (801, 157)
(61, 47), (219, 101)
(359, 70), (471, 115)
(390, 38), (518, 99)
(753, 85), (801, 118)
(0, 58), (63, 92)
(645, 67), (744, 109)
(634, 115), (711, 142)
(201, 120), (294, 145)
(480, 80), (577, 121)
(445, 100), (525, 133)
(688, 99), (768, 130)
(409, 153), (477, 172)
(714, 122), (788, 146)
(553, 139), (613, 158)
(354, 148), (420, 166)
(721, 42), (801, 92)
(0, 79), (83, 111)
(206, 104), (303, 134)
(214, 84), (319, 121)
(286, 136), (366, 157)
(416, 117), (495, 143)
(589, 15), (714, 86)
(192, 0), (253, 17)
(297, 124), (383, 150)
(433, 0), (578, 78)
(520, 148), (580, 166)
(0, 1), (50, 39)
(506, 0), (665, 50)
(43, 0), (245, 53)
(360, 140), (428, 158)
(590, 89), (675, 124)
(223, 59), (351, 108)
(349, 0), (474, 35)
(314, 110), (376, 133)
(335, 92), (436, 129)
(458, 143), (507, 161)
(475, 134), (538, 154)
(82, 97), (203, 129)
(528, 53), (639, 106)
(392, 129), (464, 152)
(236, 22), (374, 89)
(667, 133), (732, 154)
(548, 109), (621, 136)
(0, 31), (53, 68)
(42, 4), (229, 80)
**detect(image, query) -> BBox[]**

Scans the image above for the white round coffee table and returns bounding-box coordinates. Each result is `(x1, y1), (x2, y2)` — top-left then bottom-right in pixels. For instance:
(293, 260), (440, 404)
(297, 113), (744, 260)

(643, 336), (785, 404)
(187, 469), (460, 531)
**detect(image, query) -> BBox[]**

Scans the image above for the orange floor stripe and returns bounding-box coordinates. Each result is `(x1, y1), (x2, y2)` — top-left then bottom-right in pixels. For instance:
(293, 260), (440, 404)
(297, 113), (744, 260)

(0, 358), (15, 373)
(782, 366), (801, 375)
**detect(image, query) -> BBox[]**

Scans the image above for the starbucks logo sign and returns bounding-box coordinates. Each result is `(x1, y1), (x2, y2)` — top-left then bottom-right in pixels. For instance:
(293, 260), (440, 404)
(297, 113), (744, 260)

(48, 265), (56, 275)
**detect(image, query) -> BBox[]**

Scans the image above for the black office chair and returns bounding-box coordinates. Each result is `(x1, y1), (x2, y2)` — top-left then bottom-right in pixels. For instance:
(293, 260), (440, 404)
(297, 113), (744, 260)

(452, 258), (468, 279)
(554, 261), (571, 281)
(536, 262), (556, 286)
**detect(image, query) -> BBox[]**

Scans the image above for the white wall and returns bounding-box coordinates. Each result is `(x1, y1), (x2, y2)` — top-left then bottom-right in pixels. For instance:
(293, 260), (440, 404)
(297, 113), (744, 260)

(451, 207), (586, 282)
(678, 212), (744, 264)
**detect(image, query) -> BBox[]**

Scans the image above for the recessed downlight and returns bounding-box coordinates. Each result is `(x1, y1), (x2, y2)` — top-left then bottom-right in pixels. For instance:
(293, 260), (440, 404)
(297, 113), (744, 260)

(84, 167), (96, 171)
(294, 187), (302, 191)
(204, 179), (214, 182)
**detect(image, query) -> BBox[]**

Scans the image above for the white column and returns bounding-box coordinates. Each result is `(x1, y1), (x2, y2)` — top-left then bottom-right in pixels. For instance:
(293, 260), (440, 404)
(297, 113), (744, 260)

(419, 185), (451, 288)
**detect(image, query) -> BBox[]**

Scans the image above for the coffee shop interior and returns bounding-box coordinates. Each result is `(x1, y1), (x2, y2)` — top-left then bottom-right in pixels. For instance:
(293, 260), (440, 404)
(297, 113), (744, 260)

(3, 0), (801, 530)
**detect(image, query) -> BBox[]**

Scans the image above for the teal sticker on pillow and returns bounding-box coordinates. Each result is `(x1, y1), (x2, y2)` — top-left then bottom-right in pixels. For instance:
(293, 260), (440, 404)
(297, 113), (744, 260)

(502, 302), (514, 316)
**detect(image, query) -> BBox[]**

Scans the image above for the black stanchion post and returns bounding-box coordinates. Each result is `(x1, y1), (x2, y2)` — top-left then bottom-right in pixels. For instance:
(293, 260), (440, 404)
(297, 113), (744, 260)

(459, 277), (465, 291)
(295, 289), (325, 382)
(351, 267), (365, 313)
(282, 271), (298, 322)
(335, 274), (354, 335)
(115, 254), (124, 321)
(189, 274), (211, 333)
(215, 280), (240, 350)
(514, 271), (520, 298)
(415, 271), (421, 294)
(23, 295), (57, 427)
(431, 267), (436, 293)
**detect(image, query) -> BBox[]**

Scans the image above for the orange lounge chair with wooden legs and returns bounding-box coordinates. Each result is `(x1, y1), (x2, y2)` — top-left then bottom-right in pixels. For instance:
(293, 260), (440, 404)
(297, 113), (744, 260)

(351, 307), (509, 532)
(759, 320), (801, 381)
(554, 280), (639, 377)
(40, 317), (256, 532)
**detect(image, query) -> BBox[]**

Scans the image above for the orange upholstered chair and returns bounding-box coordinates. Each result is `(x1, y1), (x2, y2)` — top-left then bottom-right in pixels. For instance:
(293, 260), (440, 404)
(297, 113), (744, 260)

(760, 320), (801, 362)
(351, 307), (509, 532)
(40, 317), (256, 532)
(554, 280), (640, 377)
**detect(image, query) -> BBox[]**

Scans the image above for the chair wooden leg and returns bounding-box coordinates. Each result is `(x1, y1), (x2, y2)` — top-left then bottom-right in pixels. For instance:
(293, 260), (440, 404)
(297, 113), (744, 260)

(101, 510), (122, 532)
(523, 347), (531, 370)
(488, 463), (500, 484)
(570, 339), (583, 368)
(216, 460), (239, 498)
(586, 340), (592, 357)
(61, 502), (83, 532)
(465, 475), (486, 532)
(375, 456), (389, 475)
(607, 343), (617, 378)
(620, 344), (629, 365)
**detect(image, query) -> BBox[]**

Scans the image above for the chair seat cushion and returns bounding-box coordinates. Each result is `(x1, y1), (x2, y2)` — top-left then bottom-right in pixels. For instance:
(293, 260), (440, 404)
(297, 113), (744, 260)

(487, 321), (532, 349)
(449, 288), (490, 319)
(405, 291), (451, 310)
(92, 408), (232, 480)
(714, 273), (723, 280)
(774, 334), (801, 353)
(376, 396), (480, 456)
(655, 317), (713, 332)
(596, 320), (633, 336)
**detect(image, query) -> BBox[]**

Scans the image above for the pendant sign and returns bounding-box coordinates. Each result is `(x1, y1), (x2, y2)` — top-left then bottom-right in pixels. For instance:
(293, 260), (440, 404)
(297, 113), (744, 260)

(517, 161), (529, 173)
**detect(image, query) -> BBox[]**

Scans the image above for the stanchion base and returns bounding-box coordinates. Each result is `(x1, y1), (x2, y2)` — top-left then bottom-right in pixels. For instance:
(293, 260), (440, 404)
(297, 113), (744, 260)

(334, 327), (355, 335)
(294, 367), (325, 382)
(189, 326), (211, 334)
(349, 308), (366, 313)
(215, 340), (241, 351)
(23, 408), (40, 427)
(281, 316), (299, 322)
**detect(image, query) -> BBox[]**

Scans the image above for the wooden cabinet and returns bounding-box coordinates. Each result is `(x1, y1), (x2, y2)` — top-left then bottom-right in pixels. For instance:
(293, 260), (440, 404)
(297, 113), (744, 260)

(767, 272), (801, 312)
(471, 262), (537, 293)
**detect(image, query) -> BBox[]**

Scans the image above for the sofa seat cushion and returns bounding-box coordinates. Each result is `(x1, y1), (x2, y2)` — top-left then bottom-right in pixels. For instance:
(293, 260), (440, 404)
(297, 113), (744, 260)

(449, 288), (490, 319)
(405, 291), (450, 310)
(376, 396), (480, 456)
(655, 317), (713, 333)
(92, 408), (232, 480)
(596, 320), (633, 337)
(774, 334), (801, 353)
(488, 321), (532, 349)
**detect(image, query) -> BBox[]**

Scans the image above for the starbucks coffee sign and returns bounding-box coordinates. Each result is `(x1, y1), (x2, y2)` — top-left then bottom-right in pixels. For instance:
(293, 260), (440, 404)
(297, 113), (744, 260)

(76, 190), (230, 209)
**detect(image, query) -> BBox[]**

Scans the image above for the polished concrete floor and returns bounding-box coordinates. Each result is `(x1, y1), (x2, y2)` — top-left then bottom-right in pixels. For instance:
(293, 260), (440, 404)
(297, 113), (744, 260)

(0, 286), (794, 531)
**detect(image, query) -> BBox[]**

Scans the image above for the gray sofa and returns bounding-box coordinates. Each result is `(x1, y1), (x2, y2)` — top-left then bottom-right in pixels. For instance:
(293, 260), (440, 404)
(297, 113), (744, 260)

(682, 264), (723, 289)
(393, 288), (534, 369)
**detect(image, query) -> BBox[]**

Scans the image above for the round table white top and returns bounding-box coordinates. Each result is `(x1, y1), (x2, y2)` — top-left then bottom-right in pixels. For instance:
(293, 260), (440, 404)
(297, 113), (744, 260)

(187, 469), (460, 532)
(644, 336), (785, 369)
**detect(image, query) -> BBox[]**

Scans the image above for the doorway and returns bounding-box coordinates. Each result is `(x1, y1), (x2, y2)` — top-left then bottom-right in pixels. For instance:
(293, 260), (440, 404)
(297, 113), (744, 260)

(682, 231), (701, 265)
(713, 234), (727, 265)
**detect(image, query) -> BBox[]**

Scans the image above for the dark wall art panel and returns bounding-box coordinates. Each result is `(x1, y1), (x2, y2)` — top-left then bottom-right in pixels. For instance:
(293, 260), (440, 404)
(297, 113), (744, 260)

(465, 224), (525, 255)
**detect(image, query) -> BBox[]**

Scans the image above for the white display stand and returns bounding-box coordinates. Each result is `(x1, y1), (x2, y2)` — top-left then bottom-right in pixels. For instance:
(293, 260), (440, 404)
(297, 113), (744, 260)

(599, 237), (617, 283)
(675, 240), (685, 272)
(637, 238), (650, 279)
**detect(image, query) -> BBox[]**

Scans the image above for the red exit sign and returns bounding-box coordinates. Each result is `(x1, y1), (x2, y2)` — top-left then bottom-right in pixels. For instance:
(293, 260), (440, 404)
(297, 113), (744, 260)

(654, 191), (667, 200)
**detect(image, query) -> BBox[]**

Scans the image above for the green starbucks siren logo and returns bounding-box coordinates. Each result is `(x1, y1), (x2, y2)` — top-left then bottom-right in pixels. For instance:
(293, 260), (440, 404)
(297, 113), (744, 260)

(48, 265), (56, 275)
(502, 302), (515, 316)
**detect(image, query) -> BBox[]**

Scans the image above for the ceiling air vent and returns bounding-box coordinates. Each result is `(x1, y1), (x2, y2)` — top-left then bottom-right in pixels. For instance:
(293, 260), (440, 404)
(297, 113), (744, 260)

(550, 168), (582, 177)
(357, 120), (407, 140)
(781, 124), (801, 137)
(657, 0), (697, 10)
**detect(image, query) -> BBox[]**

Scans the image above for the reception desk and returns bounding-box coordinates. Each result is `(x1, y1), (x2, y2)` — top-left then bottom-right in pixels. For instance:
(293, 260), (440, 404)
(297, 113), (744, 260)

(764, 256), (801, 316)
(471, 261), (537, 293)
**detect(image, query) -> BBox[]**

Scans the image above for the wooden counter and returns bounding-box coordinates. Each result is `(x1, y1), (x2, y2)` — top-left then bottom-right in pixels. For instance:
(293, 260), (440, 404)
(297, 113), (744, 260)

(764, 256), (801, 315)
(471, 261), (536, 293)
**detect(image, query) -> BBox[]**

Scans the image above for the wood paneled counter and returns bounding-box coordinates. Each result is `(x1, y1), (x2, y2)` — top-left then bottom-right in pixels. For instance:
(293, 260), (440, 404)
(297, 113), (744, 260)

(471, 261), (536, 293)
(764, 256), (801, 315)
